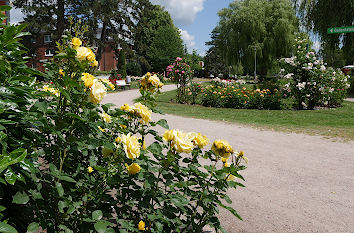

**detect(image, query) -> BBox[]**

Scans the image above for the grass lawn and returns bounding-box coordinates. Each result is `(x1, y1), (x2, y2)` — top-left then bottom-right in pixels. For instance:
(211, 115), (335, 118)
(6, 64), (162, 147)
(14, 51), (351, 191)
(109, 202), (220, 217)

(157, 90), (354, 140)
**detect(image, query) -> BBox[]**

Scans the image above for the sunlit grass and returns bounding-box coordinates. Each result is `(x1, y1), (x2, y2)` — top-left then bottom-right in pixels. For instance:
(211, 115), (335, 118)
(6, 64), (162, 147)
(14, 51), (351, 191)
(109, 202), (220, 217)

(157, 90), (354, 140)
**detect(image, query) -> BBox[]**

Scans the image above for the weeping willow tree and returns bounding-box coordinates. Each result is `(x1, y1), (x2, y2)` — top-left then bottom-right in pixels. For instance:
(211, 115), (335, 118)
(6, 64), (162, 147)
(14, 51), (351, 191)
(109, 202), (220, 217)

(215, 0), (299, 76)
(293, 0), (354, 66)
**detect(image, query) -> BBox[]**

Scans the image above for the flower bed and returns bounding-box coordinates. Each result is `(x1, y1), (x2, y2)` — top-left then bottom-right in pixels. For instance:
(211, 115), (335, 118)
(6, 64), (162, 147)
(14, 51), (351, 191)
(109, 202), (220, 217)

(201, 84), (282, 110)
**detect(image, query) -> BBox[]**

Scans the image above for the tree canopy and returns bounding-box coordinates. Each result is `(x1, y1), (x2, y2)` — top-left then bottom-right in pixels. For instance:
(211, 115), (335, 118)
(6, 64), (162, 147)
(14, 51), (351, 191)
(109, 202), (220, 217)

(134, 4), (184, 72)
(212, 0), (298, 76)
(294, 0), (354, 66)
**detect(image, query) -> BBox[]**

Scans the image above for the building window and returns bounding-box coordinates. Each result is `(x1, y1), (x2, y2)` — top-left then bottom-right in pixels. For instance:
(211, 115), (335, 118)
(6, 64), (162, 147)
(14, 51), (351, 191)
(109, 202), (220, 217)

(44, 34), (52, 43)
(45, 49), (54, 57)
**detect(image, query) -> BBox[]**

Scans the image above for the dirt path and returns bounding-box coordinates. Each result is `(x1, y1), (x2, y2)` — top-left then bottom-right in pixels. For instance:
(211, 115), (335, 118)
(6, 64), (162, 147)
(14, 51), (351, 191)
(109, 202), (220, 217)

(103, 86), (354, 233)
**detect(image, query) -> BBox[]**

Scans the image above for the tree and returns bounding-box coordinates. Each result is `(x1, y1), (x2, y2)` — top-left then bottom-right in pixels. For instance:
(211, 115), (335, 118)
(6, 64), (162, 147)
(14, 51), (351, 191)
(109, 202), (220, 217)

(215, 0), (299, 76)
(134, 4), (184, 72)
(117, 50), (127, 79)
(293, 0), (354, 66)
(204, 28), (229, 77)
(147, 25), (184, 72)
(13, 0), (148, 67)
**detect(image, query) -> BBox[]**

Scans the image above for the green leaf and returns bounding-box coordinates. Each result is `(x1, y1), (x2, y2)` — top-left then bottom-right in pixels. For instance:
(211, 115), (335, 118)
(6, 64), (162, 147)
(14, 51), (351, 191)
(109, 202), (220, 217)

(0, 205), (6, 212)
(58, 201), (67, 213)
(224, 195), (232, 204)
(0, 222), (18, 233)
(56, 182), (64, 197)
(12, 191), (29, 205)
(92, 210), (103, 220)
(0, 5), (11, 11)
(4, 168), (17, 185)
(148, 142), (163, 155)
(58, 176), (76, 183)
(26, 222), (39, 233)
(0, 148), (27, 173)
(156, 119), (169, 129)
(217, 201), (242, 220)
(94, 220), (113, 233)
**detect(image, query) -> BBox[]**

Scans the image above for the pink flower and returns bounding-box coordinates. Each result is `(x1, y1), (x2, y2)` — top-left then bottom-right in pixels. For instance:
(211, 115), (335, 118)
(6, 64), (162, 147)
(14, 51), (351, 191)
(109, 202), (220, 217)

(182, 71), (185, 74)
(176, 57), (182, 61)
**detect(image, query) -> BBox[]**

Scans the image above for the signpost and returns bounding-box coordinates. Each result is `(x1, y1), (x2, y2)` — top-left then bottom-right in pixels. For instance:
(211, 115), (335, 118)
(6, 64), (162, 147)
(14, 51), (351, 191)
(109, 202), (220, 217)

(327, 26), (354, 34)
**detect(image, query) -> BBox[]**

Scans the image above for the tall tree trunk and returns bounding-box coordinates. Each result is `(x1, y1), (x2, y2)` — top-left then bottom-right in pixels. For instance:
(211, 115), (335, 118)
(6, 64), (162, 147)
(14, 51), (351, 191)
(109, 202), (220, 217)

(56, 0), (65, 41)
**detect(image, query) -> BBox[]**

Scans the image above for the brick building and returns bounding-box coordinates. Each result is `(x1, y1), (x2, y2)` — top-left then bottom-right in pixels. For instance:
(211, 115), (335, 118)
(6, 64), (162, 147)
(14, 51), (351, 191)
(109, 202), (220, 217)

(26, 33), (118, 72)
(0, 0), (9, 24)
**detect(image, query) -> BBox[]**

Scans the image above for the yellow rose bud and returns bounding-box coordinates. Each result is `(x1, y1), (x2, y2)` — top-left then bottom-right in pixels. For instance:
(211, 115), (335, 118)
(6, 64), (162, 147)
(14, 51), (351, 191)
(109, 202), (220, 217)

(98, 126), (105, 132)
(226, 174), (235, 181)
(72, 37), (82, 47)
(87, 166), (94, 173)
(126, 163), (141, 175)
(142, 140), (147, 150)
(221, 157), (228, 163)
(224, 162), (230, 167)
(59, 69), (64, 76)
(99, 111), (112, 123)
(92, 60), (99, 67)
(120, 104), (131, 112)
(138, 220), (145, 231)
(115, 136), (121, 143)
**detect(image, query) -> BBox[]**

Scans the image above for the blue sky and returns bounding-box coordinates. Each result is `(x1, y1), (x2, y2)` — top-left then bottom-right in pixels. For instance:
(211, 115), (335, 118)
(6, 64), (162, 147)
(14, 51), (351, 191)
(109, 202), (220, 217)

(10, 0), (234, 56)
(151, 0), (234, 56)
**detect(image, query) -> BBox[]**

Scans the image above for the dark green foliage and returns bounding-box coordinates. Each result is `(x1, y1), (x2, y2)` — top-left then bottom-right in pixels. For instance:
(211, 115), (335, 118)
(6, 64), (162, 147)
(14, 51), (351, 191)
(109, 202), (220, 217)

(117, 50), (127, 79)
(126, 62), (142, 76)
(147, 26), (184, 72)
(215, 0), (299, 76)
(134, 4), (184, 72)
(0, 8), (44, 231)
(294, 0), (354, 66)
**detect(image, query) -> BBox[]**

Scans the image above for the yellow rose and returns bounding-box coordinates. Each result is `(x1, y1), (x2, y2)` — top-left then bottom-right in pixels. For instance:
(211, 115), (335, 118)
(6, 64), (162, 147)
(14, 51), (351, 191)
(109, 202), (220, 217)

(100, 112), (112, 123)
(89, 79), (107, 104)
(131, 103), (152, 124)
(163, 130), (174, 142)
(224, 162), (230, 167)
(146, 72), (151, 77)
(115, 136), (121, 143)
(72, 37), (82, 47)
(126, 163), (141, 175)
(75, 46), (90, 60)
(87, 166), (94, 173)
(59, 69), (65, 76)
(189, 132), (209, 149)
(221, 157), (228, 163)
(81, 73), (95, 88)
(211, 140), (234, 158)
(172, 130), (194, 153)
(120, 133), (141, 160)
(87, 48), (96, 62)
(120, 104), (131, 112)
(138, 220), (145, 231)
(149, 75), (160, 87)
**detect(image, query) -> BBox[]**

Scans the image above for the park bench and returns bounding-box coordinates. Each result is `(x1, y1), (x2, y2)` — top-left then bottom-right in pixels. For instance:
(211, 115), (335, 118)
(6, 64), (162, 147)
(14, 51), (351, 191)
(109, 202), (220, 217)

(116, 80), (131, 89)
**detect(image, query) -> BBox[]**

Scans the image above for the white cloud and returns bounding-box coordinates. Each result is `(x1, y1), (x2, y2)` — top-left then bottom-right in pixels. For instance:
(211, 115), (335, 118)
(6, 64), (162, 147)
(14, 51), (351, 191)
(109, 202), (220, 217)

(151, 0), (205, 26)
(179, 29), (196, 52)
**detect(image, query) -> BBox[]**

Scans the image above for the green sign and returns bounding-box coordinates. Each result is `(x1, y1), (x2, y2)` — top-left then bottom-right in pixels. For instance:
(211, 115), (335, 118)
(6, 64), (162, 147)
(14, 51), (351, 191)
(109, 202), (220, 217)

(327, 26), (354, 34)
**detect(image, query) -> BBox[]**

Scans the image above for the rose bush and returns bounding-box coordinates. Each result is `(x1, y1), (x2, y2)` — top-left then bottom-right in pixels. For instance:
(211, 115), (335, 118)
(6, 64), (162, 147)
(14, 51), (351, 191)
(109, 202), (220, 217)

(201, 84), (282, 110)
(0, 16), (248, 233)
(166, 57), (193, 103)
(280, 36), (350, 109)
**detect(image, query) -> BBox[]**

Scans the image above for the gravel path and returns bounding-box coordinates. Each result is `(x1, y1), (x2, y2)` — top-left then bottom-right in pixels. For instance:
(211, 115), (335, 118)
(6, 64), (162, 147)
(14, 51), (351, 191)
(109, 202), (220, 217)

(103, 86), (354, 233)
